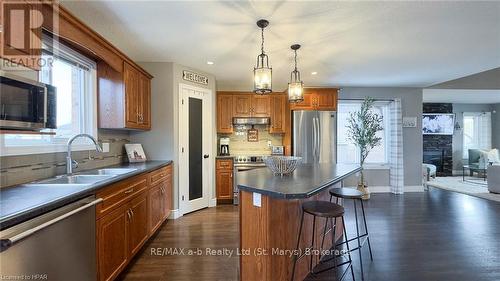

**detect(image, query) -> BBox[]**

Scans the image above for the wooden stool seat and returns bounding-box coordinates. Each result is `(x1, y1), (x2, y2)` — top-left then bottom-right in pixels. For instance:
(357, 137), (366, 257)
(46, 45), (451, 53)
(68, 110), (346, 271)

(329, 187), (363, 199)
(302, 200), (344, 218)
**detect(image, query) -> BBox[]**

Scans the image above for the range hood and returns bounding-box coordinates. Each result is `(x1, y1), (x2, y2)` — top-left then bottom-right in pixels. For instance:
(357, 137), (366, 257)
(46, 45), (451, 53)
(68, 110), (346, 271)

(232, 117), (270, 125)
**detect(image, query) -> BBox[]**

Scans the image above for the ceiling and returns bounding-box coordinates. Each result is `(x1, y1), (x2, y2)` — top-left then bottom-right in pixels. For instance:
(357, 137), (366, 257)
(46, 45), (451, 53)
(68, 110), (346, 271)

(61, 1), (500, 91)
(423, 89), (500, 104)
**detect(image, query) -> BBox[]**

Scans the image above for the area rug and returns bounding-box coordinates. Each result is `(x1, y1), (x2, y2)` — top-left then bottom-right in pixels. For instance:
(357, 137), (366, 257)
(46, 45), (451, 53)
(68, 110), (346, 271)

(426, 176), (500, 203)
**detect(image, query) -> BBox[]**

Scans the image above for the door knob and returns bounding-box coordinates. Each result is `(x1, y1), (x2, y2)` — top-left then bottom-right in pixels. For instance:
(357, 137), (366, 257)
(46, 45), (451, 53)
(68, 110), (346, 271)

(203, 154), (210, 159)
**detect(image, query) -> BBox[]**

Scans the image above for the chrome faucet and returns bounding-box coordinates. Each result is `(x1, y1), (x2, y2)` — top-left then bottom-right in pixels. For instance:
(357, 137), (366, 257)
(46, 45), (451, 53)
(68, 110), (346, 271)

(66, 134), (103, 174)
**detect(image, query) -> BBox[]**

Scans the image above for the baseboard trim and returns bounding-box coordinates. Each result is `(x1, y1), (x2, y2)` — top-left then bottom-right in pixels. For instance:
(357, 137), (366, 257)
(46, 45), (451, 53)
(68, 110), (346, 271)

(209, 198), (217, 207)
(368, 185), (424, 193)
(168, 209), (183, 220)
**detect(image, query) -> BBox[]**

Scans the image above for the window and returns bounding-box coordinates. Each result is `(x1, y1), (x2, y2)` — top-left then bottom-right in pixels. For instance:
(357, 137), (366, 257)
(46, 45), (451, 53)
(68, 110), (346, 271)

(463, 112), (491, 159)
(337, 100), (390, 166)
(1, 36), (97, 156)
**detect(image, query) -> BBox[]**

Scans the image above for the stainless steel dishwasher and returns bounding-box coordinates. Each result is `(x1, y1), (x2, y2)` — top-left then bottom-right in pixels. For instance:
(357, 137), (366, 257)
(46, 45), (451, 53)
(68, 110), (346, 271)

(0, 196), (102, 281)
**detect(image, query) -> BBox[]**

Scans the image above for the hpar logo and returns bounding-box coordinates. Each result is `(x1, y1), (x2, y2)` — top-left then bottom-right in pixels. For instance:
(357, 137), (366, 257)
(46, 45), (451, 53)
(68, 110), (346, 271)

(1, 0), (58, 69)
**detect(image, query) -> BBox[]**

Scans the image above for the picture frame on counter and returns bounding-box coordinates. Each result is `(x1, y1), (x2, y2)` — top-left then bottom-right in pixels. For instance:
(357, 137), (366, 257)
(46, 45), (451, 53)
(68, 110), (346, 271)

(125, 144), (147, 162)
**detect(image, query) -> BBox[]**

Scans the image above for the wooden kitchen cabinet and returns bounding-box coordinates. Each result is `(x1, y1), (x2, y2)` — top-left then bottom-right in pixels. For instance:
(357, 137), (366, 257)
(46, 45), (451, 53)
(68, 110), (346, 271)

(216, 159), (233, 204)
(98, 61), (152, 130)
(217, 94), (234, 133)
(232, 94), (270, 118)
(97, 204), (129, 281)
(127, 192), (149, 257)
(252, 95), (271, 117)
(289, 88), (338, 111)
(96, 164), (172, 281)
(233, 94), (253, 117)
(270, 94), (286, 134)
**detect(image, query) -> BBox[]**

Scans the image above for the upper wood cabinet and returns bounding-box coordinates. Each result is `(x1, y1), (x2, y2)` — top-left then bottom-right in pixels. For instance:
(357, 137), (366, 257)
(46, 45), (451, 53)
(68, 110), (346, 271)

(289, 88), (338, 111)
(233, 94), (270, 118)
(98, 61), (152, 130)
(217, 94), (234, 134)
(270, 94), (286, 134)
(217, 92), (287, 134)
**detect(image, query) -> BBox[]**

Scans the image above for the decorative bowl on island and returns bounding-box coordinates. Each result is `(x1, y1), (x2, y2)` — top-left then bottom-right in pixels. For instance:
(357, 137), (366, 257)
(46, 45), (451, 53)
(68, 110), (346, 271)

(264, 156), (302, 176)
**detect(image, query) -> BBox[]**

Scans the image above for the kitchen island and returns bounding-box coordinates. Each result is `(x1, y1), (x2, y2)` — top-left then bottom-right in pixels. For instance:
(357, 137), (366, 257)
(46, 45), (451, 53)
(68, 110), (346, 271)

(237, 163), (361, 281)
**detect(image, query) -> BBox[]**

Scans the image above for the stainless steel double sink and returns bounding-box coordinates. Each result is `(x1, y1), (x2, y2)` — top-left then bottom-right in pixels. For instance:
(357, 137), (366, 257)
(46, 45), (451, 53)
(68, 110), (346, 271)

(31, 168), (138, 186)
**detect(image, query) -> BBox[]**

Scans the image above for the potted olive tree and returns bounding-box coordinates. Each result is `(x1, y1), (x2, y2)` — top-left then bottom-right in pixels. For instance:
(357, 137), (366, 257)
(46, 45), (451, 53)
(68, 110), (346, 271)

(346, 97), (384, 200)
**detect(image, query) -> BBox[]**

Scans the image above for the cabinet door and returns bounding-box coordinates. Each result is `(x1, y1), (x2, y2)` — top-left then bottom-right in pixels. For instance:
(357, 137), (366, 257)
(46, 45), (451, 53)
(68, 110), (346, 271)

(252, 95), (271, 117)
(270, 95), (286, 134)
(138, 73), (151, 129)
(124, 62), (139, 127)
(289, 93), (314, 110)
(216, 170), (233, 202)
(128, 192), (149, 257)
(316, 90), (337, 111)
(217, 94), (233, 133)
(97, 204), (129, 281)
(149, 182), (164, 234)
(233, 94), (252, 117)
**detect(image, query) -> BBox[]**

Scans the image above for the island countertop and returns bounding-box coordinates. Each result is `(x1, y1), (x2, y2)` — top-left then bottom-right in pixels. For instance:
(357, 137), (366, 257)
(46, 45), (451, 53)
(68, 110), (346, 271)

(236, 163), (361, 199)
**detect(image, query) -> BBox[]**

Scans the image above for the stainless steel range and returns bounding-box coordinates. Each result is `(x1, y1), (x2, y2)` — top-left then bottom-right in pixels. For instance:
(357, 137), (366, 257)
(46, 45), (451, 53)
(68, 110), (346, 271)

(233, 155), (267, 205)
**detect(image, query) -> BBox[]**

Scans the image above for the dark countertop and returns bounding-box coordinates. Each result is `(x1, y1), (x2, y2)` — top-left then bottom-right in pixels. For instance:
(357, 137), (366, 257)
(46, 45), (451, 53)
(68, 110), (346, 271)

(236, 163), (361, 199)
(0, 160), (172, 229)
(216, 155), (234, 159)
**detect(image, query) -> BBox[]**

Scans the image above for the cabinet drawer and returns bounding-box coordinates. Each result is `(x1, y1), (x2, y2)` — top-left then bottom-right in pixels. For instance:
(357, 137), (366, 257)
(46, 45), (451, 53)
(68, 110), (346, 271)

(96, 175), (148, 218)
(150, 165), (172, 185)
(216, 159), (233, 170)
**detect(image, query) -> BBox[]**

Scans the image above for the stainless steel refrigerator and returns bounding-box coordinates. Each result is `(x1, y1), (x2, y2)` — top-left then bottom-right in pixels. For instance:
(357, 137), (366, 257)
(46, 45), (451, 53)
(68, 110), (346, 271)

(292, 111), (337, 164)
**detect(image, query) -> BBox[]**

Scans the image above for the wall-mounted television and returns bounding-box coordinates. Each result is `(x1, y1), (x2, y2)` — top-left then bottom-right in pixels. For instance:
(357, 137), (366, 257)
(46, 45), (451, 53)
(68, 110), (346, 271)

(422, 113), (455, 135)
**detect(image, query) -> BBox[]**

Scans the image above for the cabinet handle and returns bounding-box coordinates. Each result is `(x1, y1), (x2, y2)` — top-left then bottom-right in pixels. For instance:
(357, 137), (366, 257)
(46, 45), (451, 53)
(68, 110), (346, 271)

(126, 209), (132, 220)
(124, 188), (134, 194)
(131, 209), (134, 217)
(160, 186), (164, 194)
(230, 173), (233, 178)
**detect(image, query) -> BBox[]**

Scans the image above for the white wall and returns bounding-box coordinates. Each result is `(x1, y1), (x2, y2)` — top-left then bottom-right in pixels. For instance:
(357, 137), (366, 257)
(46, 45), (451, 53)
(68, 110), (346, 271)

(339, 87), (423, 189)
(130, 62), (216, 211)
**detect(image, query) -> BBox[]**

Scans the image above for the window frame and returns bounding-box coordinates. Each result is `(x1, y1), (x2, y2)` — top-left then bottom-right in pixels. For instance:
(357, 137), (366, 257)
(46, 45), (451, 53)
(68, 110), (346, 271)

(336, 99), (391, 169)
(0, 37), (98, 157)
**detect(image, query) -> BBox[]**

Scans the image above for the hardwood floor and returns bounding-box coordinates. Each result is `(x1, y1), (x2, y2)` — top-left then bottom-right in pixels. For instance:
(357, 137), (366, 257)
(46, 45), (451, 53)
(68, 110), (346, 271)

(119, 189), (500, 281)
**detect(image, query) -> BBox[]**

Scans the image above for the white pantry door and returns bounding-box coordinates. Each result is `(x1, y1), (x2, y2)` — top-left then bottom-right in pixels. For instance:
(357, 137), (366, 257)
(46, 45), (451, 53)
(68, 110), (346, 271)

(178, 83), (213, 214)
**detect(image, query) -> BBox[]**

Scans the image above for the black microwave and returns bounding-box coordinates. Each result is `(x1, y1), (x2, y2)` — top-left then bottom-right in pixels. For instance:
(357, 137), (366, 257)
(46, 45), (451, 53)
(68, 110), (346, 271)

(0, 72), (56, 130)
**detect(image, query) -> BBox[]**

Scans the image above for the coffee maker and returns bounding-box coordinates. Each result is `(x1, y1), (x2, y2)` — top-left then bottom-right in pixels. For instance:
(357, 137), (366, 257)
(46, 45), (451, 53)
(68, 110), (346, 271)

(219, 137), (230, 156)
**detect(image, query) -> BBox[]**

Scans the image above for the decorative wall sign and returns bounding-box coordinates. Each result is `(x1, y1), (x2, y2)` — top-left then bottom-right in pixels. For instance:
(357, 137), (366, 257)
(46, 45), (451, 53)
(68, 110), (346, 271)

(403, 117), (417, 128)
(247, 127), (259, 142)
(183, 70), (209, 85)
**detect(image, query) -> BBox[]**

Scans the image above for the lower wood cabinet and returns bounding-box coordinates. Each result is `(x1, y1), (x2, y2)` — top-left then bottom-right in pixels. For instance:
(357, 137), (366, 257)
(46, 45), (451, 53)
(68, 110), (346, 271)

(97, 204), (129, 281)
(216, 159), (233, 204)
(96, 164), (172, 281)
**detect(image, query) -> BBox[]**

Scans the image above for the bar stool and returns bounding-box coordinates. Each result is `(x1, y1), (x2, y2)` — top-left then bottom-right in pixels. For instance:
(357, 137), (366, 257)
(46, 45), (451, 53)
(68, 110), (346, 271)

(291, 200), (355, 281)
(329, 188), (373, 281)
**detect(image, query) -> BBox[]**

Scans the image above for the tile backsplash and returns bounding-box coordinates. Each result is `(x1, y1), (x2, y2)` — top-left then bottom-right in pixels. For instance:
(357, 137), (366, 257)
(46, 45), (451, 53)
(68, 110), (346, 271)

(220, 125), (283, 156)
(0, 129), (130, 188)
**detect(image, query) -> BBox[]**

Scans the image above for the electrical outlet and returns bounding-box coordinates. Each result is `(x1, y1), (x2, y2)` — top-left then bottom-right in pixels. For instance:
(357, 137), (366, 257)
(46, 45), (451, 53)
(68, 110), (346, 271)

(102, 142), (110, 153)
(267, 140), (272, 147)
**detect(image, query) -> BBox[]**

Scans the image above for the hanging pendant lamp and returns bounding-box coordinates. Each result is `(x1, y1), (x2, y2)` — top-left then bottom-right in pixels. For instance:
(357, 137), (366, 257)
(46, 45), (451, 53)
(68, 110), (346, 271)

(288, 44), (304, 103)
(253, 19), (272, 94)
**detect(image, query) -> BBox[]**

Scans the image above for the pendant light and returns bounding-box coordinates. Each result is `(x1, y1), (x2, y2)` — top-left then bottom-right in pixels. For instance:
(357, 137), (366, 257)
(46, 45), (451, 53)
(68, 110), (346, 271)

(288, 44), (304, 103)
(253, 19), (272, 94)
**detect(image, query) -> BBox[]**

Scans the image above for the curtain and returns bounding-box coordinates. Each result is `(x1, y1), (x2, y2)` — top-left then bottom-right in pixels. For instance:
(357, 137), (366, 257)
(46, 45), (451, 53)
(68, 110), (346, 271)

(390, 99), (404, 194)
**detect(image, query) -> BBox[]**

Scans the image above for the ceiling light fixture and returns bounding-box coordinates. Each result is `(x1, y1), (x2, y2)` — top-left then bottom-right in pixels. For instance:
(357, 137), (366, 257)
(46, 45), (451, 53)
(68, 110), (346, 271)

(311, 71), (318, 75)
(253, 19), (272, 94)
(288, 44), (304, 103)
(207, 61), (214, 65)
